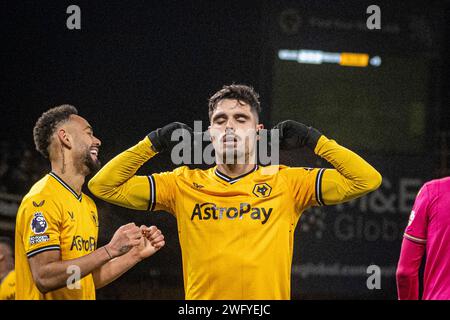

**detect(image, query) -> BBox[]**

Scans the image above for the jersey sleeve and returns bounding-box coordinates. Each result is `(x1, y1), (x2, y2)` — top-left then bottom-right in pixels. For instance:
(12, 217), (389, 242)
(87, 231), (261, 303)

(314, 136), (382, 205)
(280, 167), (325, 211)
(88, 136), (160, 211)
(148, 168), (183, 214)
(19, 197), (62, 258)
(396, 237), (424, 299)
(404, 184), (430, 244)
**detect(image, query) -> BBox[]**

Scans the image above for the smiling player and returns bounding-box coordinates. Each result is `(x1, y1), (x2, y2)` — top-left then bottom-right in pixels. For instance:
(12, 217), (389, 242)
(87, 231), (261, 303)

(15, 105), (165, 300)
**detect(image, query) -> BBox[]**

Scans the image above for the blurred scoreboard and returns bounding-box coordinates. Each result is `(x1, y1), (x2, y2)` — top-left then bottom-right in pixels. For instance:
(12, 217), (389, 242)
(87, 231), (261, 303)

(263, 0), (445, 154)
(261, 0), (446, 298)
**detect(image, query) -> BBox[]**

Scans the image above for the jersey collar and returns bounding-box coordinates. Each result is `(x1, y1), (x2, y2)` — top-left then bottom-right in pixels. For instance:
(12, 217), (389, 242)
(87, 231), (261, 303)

(214, 165), (259, 184)
(49, 172), (82, 201)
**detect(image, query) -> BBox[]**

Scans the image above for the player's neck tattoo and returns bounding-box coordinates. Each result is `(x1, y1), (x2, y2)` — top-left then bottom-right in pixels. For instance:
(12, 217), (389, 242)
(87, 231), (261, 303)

(61, 146), (66, 174)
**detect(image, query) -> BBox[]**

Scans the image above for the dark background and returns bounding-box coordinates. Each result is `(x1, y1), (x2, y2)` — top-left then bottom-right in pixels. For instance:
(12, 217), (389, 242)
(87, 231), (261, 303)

(1, 0), (449, 299)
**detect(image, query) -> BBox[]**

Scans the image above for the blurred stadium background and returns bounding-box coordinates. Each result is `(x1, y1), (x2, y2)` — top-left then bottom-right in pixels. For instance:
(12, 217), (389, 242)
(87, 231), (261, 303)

(1, 0), (449, 299)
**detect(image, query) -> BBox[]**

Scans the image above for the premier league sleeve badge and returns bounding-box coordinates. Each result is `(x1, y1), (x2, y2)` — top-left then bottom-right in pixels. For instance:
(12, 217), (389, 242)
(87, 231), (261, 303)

(30, 212), (48, 234)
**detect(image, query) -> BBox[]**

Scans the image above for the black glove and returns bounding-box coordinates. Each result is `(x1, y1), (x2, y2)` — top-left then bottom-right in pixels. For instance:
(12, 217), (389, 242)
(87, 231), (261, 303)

(148, 122), (193, 153)
(272, 120), (322, 150)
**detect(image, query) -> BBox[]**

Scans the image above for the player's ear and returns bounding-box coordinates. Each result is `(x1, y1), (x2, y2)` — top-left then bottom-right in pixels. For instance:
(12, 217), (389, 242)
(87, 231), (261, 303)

(208, 125), (212, 141)
(56, 128), (72, 149)
(256, 123), (264, 140)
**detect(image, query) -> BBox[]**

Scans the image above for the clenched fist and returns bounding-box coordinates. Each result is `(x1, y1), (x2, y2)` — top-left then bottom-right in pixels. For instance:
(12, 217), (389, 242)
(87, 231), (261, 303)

(105, 223), (143, 259)
(132, 225), (165, 261)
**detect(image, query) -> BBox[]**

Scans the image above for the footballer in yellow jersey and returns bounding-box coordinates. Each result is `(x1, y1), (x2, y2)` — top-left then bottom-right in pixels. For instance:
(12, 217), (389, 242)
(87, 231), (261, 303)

(15, 105), (165, 300)
(0, 237), (15, 300)
(15, 173), (99, 299)
(89, 84), (382, 299)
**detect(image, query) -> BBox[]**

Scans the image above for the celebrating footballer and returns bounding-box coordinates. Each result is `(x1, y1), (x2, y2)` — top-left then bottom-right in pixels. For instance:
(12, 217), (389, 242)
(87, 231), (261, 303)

(89, 84), (382, 299)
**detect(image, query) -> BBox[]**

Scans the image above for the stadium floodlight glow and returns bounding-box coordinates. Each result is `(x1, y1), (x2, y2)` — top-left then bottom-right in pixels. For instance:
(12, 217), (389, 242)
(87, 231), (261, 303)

(278, 49), (381, 67)
(297, 50), (323, 64)
(370, 56), (382, 67)
(278, 50), (298, 61)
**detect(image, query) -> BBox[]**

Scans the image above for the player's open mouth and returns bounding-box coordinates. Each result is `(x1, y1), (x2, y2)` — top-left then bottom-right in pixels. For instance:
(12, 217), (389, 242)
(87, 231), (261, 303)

(90, 148), (99, 157)
(222, 135), (239, 144)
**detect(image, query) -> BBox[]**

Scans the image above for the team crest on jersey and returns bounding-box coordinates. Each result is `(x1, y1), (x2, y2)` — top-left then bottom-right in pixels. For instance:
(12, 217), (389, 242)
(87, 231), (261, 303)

(91, 211), (99, 227)
(252, 183), (272, 198)
(30, 212), (48, 234)
(407, 210), (416, 227)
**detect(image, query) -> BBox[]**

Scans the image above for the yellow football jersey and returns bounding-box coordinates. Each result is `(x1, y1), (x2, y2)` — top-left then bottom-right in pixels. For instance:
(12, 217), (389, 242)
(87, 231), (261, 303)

(0, 270), (15, 300)
(15, 172), (99, 300)
(149, 164), (322, 299)
(89, 135), (381, 300)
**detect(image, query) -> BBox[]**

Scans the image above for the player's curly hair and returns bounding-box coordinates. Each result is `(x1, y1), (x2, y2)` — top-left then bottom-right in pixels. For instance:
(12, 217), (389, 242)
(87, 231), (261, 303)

(208, 84), (261, 120)
(33, 104), (78, 159)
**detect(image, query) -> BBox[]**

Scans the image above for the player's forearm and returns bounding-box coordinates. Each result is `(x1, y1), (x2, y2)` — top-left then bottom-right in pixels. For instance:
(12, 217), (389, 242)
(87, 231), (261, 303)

(88, 137), (156, 210)
(34, 246), (111, 293)
(315, 136), (382, 204)
(92, 249), (141, 289)
(89, 136), (156, 193)
(396, 238), (424, 300)
(397, 273), (419, 300)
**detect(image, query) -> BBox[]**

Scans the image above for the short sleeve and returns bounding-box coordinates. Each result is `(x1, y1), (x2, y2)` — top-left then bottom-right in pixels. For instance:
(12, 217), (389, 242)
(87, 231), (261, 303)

(404, 185), (430, 244)
(20, 197), (62, 258)
(280, 167), (325, 211)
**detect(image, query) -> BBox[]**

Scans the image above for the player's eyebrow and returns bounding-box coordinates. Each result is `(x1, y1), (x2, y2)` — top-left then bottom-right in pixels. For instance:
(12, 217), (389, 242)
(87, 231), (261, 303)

(84, 125), (93, 133)
(233, 112), (250, 119)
